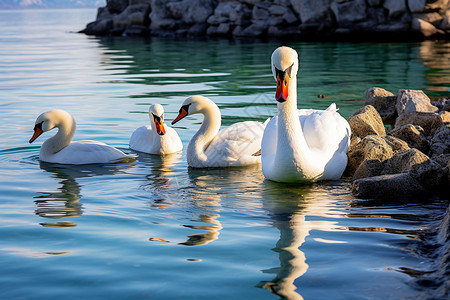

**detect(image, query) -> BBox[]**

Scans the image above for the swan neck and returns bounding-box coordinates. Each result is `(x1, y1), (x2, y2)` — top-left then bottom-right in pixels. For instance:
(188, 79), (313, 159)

(187, 102), (221, 164)
(43, 115), (75, 154)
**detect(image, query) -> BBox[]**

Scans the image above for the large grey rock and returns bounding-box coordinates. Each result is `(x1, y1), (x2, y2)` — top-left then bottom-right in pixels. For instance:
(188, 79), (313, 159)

(396, 89), (438, 116)
(390, 124), (429, 153)
(382, 148), (430, 175)
(290, 0), (333, 24)
(429, 124), (450, 158)
(167, 0), (216, 24)
(383, 0), (407, 18)
(348, 105), (386, 138)
(365, 87), (397, 125)
(394, 111), (445, 136)
(408, 0), (426, 13)
(107, 0), (129, 14)
(113, 4), (150, 30)
(352, 173), (426, 198)
(150, 0), (178, 30)
(83, 19), (114, 35)
(409, 158), (445, 190)
(331, 0), (367, 27)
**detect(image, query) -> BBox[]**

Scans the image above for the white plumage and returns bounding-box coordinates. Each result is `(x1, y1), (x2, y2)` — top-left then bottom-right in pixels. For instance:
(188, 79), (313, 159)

(172, 95), (267, 168)
(29, 109), (134, 165)
(129, 104), (182, 155)
(262, 46), (351, 182)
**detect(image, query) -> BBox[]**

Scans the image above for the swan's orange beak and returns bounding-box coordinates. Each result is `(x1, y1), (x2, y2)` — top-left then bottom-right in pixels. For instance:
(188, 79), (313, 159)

(171, 106), (189, 125)
(29, 125), (43, 143)
(154, 119), (166, 136)
(275, 73), (289, 103)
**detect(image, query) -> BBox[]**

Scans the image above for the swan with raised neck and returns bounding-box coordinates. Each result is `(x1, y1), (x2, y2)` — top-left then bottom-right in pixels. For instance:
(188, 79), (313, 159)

(129, 104), (182, 155)
(29, 109), (133, 164)
(262, 46), (351, 182)
(172, 95), (265, 168)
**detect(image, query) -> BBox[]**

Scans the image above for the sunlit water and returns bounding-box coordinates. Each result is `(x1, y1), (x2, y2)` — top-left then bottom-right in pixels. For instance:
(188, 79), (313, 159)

(0, 9), (449, 300)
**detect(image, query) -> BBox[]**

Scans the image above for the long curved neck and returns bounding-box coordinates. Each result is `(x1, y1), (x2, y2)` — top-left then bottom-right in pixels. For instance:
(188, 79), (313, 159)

(187, 103), (221, 165)
(276, 75), (311, 168)
(42, 115), (76, 154)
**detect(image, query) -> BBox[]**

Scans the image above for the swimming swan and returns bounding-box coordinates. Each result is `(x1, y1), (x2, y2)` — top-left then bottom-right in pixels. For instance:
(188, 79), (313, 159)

(29, 109), (134, 165)
(261, 46), (351, 182)
(172, 95), (266, 168)
(129, 104), (182, 155)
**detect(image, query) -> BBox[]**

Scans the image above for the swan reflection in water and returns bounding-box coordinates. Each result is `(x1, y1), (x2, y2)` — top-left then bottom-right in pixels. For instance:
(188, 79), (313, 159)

(258, 182), (348, 300)
(35, 161), (134, 228)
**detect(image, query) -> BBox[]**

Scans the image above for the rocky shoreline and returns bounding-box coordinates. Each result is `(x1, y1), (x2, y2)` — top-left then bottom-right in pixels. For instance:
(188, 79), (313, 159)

(81, 0), (450, 41)
(345, 87), (449, 199)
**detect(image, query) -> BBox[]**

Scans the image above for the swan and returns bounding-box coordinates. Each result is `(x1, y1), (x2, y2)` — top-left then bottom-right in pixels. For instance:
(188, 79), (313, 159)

(129, 104), (182, 155)
(29, 109), (134, 165)
(261, 46), (351, 183)
(171, 95), (267, 168)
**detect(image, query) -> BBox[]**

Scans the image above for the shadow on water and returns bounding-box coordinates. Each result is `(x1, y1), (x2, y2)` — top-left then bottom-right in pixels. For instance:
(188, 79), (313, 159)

(35, 161), (135, 228)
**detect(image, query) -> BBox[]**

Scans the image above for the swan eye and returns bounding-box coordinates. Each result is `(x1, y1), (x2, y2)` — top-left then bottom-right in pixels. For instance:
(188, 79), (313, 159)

(284, 79), (287, 86)
(34, 121), (43, 131)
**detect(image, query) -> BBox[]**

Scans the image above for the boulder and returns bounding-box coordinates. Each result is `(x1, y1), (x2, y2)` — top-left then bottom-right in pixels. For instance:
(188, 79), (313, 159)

(394, 111), (444, 136)
(348, 105), (386, 138)
(107, 0), (129, 14)
(346, 135), (394, 177)
(83, 19), (114, 35)
(289, 0), (333, 24)
(395, 89), (438, 116)
(383, 0), (408, 18)
(409, 158), (445, 190)
(441, 9), (450, 30)
(429, 124), (450, 158)
(390, 124), (429, 153)
(331, 0), (367, 27)
(113, 4), (150, 30)
(412, 17), (441, 37)
(167, 0), (216, 25)
(352, 173), (426, 199)
(364, 87), (397, 125)
(408, 0), (426, 13)
(352, 159), (384, 180)
(382, 135), (410, 153)
(382, 148), (430, 175)
(431, 98), (450, 111)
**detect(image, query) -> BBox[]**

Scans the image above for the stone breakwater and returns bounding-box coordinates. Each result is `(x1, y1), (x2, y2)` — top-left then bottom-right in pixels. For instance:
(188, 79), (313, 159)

(346, 87), (450, 199)
(82, 0), (450, 40)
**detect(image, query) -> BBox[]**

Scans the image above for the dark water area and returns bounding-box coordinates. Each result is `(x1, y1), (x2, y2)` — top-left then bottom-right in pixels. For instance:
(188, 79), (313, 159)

(0, 8), (449, 300)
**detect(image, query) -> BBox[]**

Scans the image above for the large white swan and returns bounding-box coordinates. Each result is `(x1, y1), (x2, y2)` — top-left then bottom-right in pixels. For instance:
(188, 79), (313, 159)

(171, 95), (266, 168)
(29, 109), (134, 165)
(261, 46), (351, 183)
(129, 104), (182, 155)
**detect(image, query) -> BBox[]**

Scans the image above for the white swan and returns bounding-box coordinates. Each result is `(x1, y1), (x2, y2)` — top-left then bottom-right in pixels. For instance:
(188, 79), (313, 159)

(29, 109), (134, 165)
(171, 95), (266, 168)
(129, 104), (182, 155)
(261, 46), (351, 183)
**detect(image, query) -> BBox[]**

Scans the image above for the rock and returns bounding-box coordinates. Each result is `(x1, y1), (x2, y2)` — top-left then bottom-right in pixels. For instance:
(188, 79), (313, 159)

(150, 0), (178, 31)
(441, 9), (450, 30)
(431, 98), (450, 111)
(352, 159), (384, 180)
(416, 12), (444, 27)
(409, 158), (445, 190)
(384, 0), (408, 18)
(352, 173), (426, 199)
(364, 87), (397, 125)
(412, 18), (440, 37)
(113, 4), (150, 30)
(107, 0), (129, 14)
(83, 19), (114, 35)
(429, 124), (450, 158)
(253, 5), (270, 20)
(394, 111), (444, 136)
(289, 0), (333, 24)
(346, 135), (394, 177)
(237, 23), (266, 37)
(348, 105), (386, 138)
(396, 89), (438, 116)
(367, 0), (382, 7)
(167, 0), (216, 25)
(382, 135), (410, 153)
(408, 0), (426, 13)
(390, 124), (429, 153)
(331, 0), (367, 27)
(382, 148), (430, 175)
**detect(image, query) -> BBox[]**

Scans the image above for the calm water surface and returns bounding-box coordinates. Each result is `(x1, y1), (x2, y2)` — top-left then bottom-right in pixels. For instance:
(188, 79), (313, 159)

(0, 9), (449, 300)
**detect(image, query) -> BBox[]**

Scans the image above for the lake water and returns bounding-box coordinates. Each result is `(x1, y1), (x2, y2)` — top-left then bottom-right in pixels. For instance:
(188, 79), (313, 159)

(0, 8), (449, 300)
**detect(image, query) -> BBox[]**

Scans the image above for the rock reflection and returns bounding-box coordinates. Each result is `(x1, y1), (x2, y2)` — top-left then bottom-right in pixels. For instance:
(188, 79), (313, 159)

(259, 182), (346, 300)
(36, 162), (132, 228)
(420, 41), (450, 93)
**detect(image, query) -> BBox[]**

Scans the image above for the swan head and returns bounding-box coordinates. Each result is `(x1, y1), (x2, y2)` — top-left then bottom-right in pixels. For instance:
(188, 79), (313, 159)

(149, 104), (166, 135)
(271, 46), (299, 103)
(29, 109), (72, 143)
(171, 95), (213, 125)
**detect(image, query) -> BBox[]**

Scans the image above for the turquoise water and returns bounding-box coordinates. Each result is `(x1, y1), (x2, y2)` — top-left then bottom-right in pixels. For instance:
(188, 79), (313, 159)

(0, 8), (449, 299)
